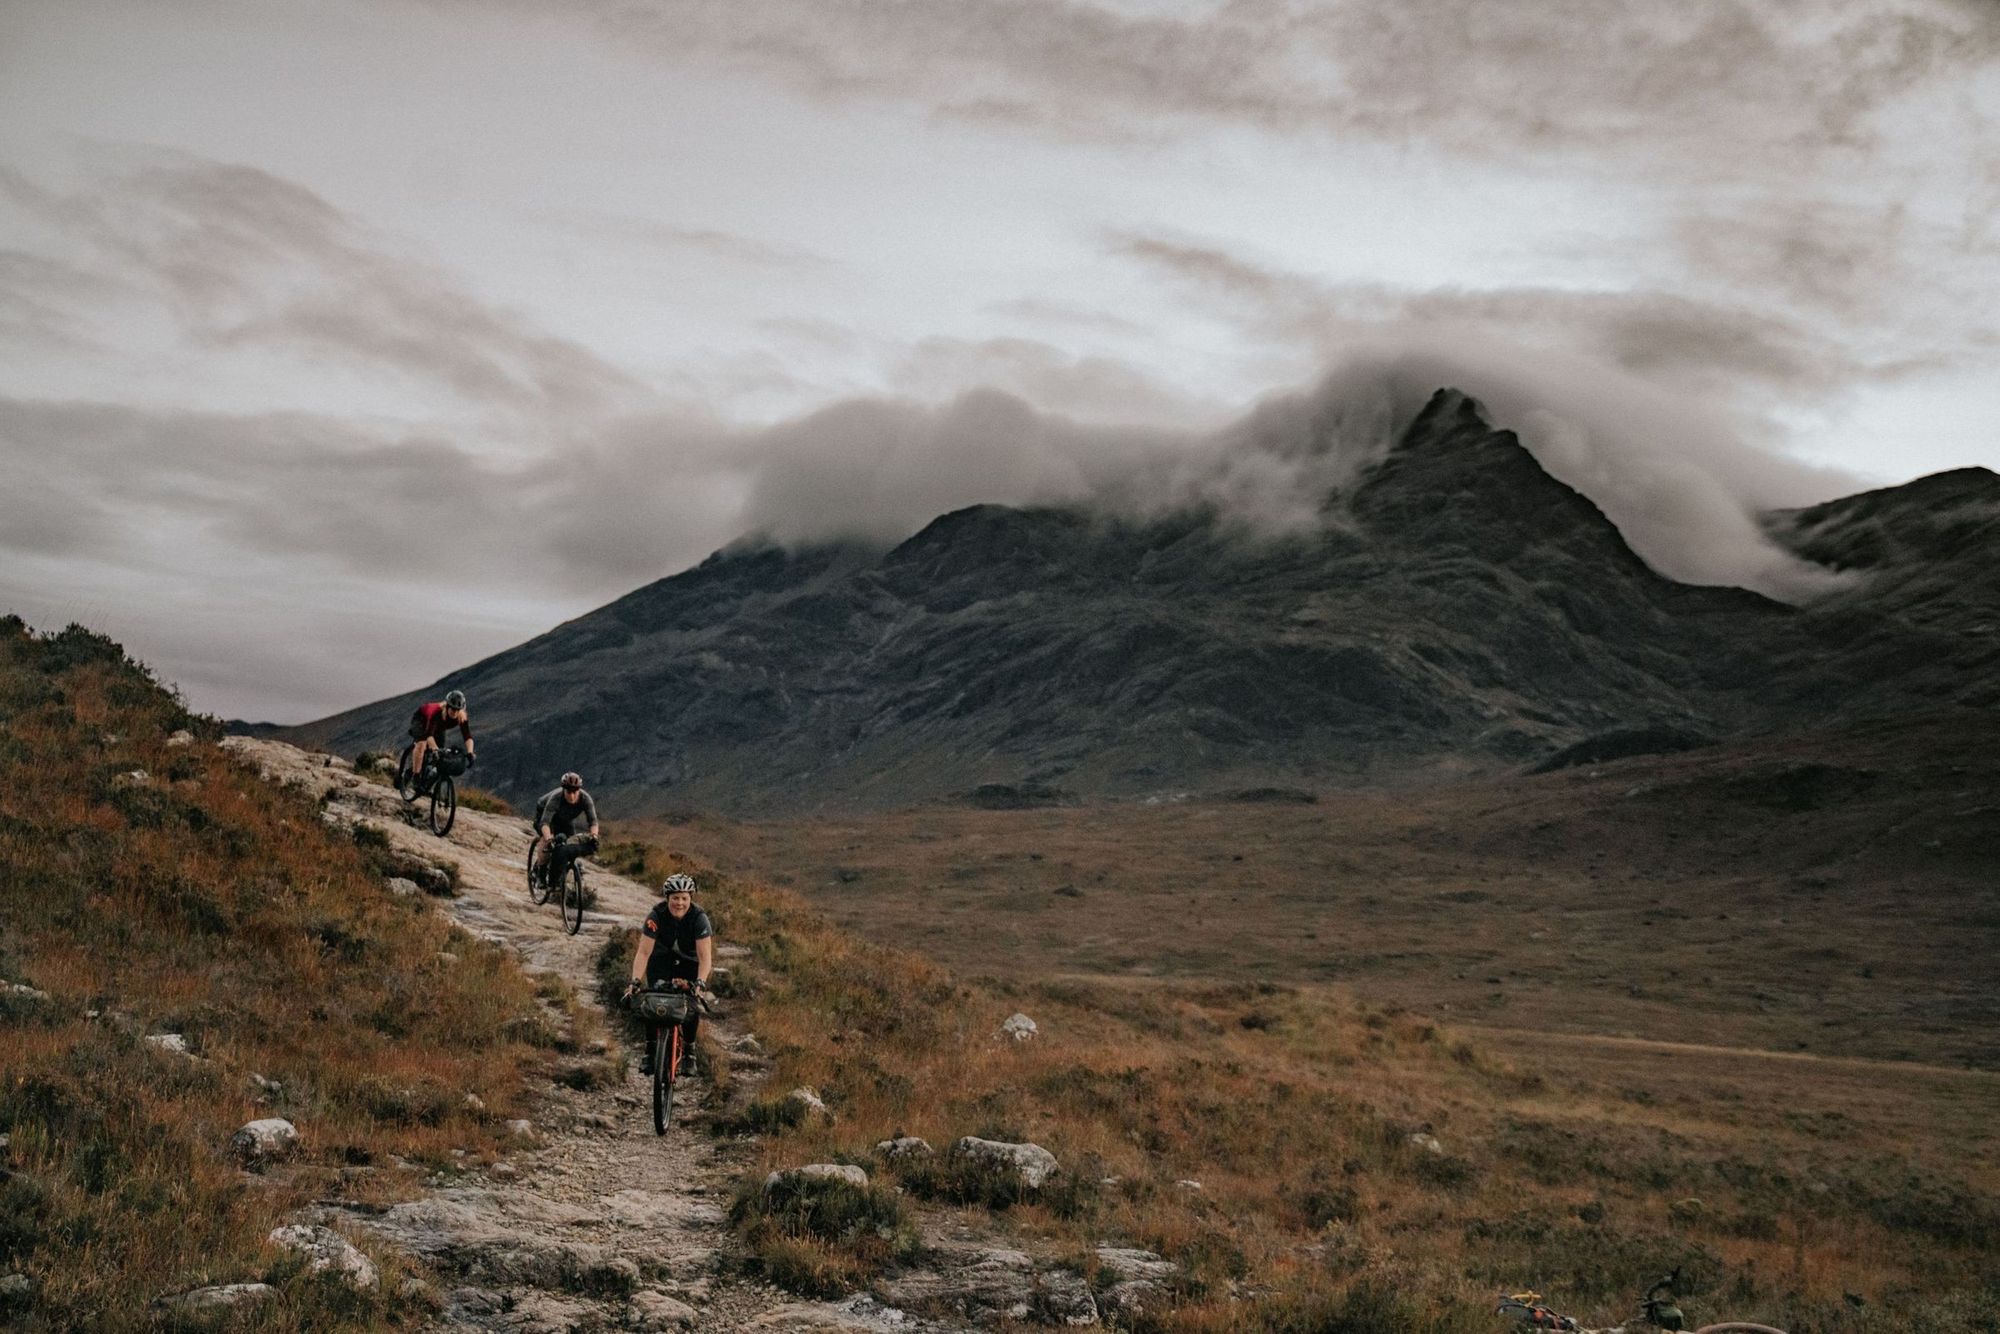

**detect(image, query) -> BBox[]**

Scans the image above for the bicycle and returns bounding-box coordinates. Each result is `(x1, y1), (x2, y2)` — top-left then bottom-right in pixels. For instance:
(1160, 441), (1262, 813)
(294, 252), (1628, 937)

(628, 979), (714, 1134)
(397, 744), (468, 837)
(1497, 1270), (1786, 1334)
(525, 830), (592, 906)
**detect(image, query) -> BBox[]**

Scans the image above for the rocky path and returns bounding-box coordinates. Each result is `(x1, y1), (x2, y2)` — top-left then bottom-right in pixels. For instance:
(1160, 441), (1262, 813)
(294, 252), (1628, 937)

(225, 738), (957, 1333)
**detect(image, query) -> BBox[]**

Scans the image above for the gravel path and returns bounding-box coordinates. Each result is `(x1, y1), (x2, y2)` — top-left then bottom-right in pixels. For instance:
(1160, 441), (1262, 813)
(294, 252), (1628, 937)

(225, 738), (956, 1332)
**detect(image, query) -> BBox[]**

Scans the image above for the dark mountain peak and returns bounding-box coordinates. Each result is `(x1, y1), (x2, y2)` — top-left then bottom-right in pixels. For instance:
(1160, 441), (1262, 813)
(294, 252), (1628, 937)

(1403, 386), (1492, 439)
(1356, 386), (1657, 579)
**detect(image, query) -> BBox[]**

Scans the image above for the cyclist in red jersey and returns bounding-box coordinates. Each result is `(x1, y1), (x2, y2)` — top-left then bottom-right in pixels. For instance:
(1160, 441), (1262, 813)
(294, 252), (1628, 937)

(407, 689), (473, 792)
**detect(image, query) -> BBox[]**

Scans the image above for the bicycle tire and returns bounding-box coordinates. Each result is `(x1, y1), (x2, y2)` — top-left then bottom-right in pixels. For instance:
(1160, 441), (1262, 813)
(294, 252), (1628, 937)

(428, 775), (456, 836)
(652, 1027), (678, 1134)
(527, 842), (549, 905)
(561, 860), (584, 935)
(396, 744), (417, 801)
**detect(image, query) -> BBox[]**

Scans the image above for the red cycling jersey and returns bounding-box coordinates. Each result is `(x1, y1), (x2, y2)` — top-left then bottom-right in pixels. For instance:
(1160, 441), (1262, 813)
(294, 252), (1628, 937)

(409, 701), (472, 743)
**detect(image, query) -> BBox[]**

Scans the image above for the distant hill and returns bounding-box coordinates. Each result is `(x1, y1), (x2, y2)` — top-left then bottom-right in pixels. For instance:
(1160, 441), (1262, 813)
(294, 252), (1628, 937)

(284, 391), (2000, 816)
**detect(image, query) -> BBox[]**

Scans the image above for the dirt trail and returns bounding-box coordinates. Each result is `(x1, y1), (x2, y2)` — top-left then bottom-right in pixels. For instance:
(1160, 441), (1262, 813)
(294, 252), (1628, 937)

(226, 738), (953, 1333)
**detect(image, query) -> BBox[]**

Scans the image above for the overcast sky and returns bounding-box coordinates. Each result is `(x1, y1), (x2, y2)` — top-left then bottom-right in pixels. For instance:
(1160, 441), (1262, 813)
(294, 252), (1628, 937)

(4, 0), (1997, 721)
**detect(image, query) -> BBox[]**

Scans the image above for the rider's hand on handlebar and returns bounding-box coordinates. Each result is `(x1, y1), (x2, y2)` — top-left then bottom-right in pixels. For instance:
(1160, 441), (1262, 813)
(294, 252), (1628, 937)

(623, 978), (642, 999)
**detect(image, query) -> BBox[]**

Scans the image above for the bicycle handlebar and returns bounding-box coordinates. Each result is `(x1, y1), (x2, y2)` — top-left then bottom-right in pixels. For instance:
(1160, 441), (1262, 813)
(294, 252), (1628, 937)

(625, 978), (716, 1013)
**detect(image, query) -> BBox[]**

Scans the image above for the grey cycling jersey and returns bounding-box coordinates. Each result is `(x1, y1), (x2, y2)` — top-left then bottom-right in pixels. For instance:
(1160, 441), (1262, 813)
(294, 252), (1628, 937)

(535, 787), (597, 833)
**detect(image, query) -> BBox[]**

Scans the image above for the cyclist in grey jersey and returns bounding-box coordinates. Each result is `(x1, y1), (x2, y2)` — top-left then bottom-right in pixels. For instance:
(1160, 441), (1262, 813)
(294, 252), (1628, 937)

(533, 771), (600, 883)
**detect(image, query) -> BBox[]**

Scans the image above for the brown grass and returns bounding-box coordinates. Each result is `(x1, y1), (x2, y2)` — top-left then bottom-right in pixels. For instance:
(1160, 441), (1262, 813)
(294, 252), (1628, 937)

(455, 785), (514, 816)
(0, 618), (590, 1329)
(631, 836), (1999, 1331)
(637, 708), (2000, 1070)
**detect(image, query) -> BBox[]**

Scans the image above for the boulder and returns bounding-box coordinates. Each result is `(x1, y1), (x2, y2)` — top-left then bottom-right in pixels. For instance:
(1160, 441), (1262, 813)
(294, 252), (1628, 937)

(1094, 1247), (1176, 1282)
(875, 1136), (933, 1161)
(951, 1137), (1058, 1190)
(112, 769), (150, 789)
(1104, 1279), (1169, 1321)
(158, 1283), (274, 1313)
(267, 1223), (379, 1289)
(630, 1288), (700, 1329)
(231, 1118), (299, 1164)
(765, 1163), (869, 1195)
(785, 1086), (831, 1121)
(743, 1294), (917, 1330)
(879, 1247), (1097, 1326)
(144, 1033), (191, 1056)
(384, 877), (421, 897)
(1408, 1132), (1444, 1155)
(1000, 1013), (1038, 1042)
(3, 981), (49, 1003)
(166, 730), (195, 747)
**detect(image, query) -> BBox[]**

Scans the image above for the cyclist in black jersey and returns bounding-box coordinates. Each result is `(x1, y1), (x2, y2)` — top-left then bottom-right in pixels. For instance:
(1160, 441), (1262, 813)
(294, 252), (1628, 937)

(623, 874), (712, 1076)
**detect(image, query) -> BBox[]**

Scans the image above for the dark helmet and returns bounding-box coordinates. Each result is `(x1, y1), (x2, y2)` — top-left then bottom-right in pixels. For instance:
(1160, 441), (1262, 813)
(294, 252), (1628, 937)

(561, 771), (582, 791)
(443, 689), (466, 710)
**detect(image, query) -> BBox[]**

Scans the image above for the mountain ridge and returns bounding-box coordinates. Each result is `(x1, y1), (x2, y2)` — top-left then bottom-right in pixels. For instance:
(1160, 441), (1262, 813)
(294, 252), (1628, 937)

(282, 389), (1998, 815)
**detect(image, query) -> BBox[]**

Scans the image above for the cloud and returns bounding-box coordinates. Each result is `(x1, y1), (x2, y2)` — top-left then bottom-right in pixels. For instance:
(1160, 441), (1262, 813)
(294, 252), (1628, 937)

(0, 248), (132, 351)
(886, 334), (1224, 426)
(1109, 229), (1874, 402)
(732, 390), (1166, 546)
(0, 396), (750, 592)
(0, 156), (649, 420)
(730, 336), (1859, 601)
(421, 0), (1999, 166)
(985, 297), (1149, 338)
(1102, 231), (1877, 595)
(557, 211), (837, 271)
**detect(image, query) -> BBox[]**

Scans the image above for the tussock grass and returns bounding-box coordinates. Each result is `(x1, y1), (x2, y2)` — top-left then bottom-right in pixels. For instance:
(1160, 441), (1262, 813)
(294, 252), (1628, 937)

(730, 1171), (921, 1295)
(615, 828), (2000, 1331)
(0, 618), (580, 1329)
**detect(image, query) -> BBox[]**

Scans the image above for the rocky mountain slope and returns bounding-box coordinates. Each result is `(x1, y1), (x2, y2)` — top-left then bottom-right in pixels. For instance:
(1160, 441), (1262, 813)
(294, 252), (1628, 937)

(285, 391), (2000, 816)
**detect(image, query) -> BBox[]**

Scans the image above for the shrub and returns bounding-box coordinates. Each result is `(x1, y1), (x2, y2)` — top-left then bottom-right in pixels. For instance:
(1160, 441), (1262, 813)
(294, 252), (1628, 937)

(458, 785), (514, 815)
(893, 1152), (1098, 1219)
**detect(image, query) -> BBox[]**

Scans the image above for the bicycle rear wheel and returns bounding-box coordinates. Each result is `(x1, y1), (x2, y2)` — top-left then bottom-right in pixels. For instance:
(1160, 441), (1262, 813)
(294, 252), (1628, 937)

(561, 861), (584, 935)
(652, 1027), (679, 1134)
(428, 776), (456, 836)
(527, 843), (549, 904)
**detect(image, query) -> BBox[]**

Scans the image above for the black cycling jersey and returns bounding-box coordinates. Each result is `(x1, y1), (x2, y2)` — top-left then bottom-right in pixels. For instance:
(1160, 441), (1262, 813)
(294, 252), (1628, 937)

(642, 903), (711, 985)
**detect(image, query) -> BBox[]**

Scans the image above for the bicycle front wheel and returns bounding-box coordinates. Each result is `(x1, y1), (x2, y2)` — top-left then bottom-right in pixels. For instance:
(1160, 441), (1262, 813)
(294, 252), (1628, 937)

(428, 776), (456, 836)
(527, 843), (548, 905)
(561, 862), (584, 935)
(653, 1028), (678, 1134)
(396, 745), (417, 801)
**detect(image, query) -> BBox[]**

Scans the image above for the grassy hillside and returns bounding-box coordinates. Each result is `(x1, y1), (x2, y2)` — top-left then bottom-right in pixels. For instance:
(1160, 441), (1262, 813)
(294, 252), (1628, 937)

(0, 618), (585, 1329)
(602, 841), (2000, 1332)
